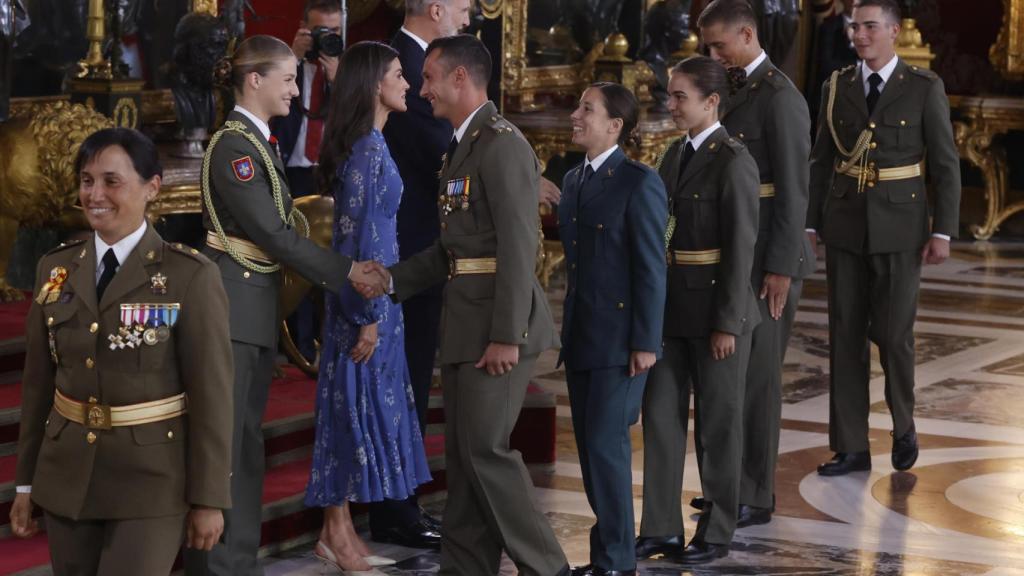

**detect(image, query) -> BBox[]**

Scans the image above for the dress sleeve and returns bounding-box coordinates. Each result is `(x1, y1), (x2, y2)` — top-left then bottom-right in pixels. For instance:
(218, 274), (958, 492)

(335, 137), (387, 326)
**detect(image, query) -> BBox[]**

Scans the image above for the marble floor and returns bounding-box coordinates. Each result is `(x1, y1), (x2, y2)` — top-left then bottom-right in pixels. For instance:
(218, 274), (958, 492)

(263, 241), (1024, 575)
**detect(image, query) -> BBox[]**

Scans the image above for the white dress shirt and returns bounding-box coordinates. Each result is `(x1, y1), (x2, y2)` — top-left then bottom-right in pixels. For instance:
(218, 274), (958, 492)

(686, 121), (723, 152)
(584, 144), (619, 174)
(861, 54), (899, 96)
(453, 102), (489, 144)
(287, 60), (319, 168)
(744, 50), (768, 77)
(233, 105), (272, 142)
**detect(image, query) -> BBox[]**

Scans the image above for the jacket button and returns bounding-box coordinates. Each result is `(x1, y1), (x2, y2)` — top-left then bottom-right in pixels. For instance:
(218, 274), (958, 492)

(597, 224), (604, 230)
(694, 194), (700, 198)
(522, 331), (528, 338)
(870, 142), (877, 149)
(85, 358), (95, 369)
(900, 120), (906, 126)
(89, 322), (99, 334)
(572, 240), (577, 246)
(243, 271), (251, 279)
(86, 432), (97, 444)
(572, 217), (577, 223)
(441, 222), (447, 230)
(739, 133), (745, 139)
(869, 122), (877, 129)
(167, 430), (174, 439)
(911, 193), (916, 198)
(617, 302), (624, 309)
(47, 317), (54, 327)
(867, 181), (876, 188)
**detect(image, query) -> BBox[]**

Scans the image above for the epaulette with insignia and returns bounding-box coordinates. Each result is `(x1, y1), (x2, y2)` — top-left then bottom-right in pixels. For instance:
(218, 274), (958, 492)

(168, 242), (206, 261)
(763, 68), (787, 89)
(487, 114), (515, 135)
(723, 136), (746, 152)
(44, 239), (85, 256)
(838, 64), (856, 76)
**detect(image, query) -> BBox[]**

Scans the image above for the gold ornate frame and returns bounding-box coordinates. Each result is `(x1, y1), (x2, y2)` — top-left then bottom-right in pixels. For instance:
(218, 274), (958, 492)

(500, 0), (590, 111)
(991, 0), (1024, 79)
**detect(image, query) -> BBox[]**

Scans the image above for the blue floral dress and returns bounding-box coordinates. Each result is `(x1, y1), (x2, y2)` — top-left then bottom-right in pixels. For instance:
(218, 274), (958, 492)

(305, 129), (431, 506)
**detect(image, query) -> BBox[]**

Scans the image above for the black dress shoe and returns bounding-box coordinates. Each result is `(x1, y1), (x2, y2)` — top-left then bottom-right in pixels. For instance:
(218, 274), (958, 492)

(634, 534), (683, 559)
(370, 519), (441, 549)
(736, 504), (772, 528)
(891, 424), (919, 471)
(689, 496), (706, 510)
(418, 507), (442, 531)
(817, 451), (871, 476)
(677, 540), (729, 564)
(571, 565), (636, 576)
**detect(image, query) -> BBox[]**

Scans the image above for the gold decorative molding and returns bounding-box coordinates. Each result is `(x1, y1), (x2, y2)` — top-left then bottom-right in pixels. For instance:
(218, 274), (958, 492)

(501, 0), (586, 111)
(191, 0), (218, 16)
(895, 18), (935, 70)
(990, 0), (1024, 79)
(949, 95), (1024, 239)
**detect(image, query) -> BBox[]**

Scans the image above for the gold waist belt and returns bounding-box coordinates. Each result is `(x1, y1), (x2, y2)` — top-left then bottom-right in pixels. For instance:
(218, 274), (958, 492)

(760, 183), (775, 198)
(54, 390), (187, 430)
(449, 257), (497, 277)
(668, 249), (721, 266)
(206, 231), (276, 265)
(839, 161), (923, 183)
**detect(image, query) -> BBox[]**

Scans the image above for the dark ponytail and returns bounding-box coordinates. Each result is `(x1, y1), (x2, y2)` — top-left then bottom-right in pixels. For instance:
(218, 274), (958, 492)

(590, 82), (641, 147)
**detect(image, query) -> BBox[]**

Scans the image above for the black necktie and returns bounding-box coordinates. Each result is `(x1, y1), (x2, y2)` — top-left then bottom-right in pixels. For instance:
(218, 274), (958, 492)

(866, 72), (883, 115)
(445, 136), (458, 164)
(676, 141), (696, 189)
(96, 248), (119, 301)
(580, 164), (595, 189)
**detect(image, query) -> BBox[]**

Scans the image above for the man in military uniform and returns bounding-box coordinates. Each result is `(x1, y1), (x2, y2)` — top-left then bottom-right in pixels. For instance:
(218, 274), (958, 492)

(807, 0), (961, 476)
(358, 34), (570, 576)
(10, 128), (233, 574)
(695, 0), (815, 526)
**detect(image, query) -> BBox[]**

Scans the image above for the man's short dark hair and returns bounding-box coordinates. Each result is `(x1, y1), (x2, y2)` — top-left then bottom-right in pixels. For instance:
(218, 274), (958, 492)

(425, 34), (492, 87)
(854, 0), (903, 23)
(304, 0), (341, 20)
(697, 0), (759, 30)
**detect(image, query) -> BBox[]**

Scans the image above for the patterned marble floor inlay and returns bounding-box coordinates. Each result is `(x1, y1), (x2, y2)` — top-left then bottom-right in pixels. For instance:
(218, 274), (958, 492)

(264, 241), (1024, 575)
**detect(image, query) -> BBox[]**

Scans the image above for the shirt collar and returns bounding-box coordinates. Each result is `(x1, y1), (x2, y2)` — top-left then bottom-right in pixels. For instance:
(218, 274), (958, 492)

(95, 220), (147, 272)
(233, 105), (272, 141)
(400, 26), (429, 51)
(453, 102), (488, 143)
(686, 121), (722, 152)
(743, 50), (768, 78)
(585, 144), (619, 173)
(861, 54), (899, 87)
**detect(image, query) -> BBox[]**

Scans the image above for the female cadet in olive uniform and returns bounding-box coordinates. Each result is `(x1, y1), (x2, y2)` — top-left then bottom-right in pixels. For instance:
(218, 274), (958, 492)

(185, 36), (384, 576)
(10, 128), (233, 575)
(636, 56), (760, 565)
(558, 82), (667, 576)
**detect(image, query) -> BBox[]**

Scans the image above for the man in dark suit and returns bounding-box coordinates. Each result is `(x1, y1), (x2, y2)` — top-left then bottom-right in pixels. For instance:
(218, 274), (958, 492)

(374, 0), (471, 549)
(808, 0), (961, 477)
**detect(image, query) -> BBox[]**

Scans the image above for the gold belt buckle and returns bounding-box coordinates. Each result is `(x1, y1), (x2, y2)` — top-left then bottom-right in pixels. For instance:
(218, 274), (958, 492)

(86, 399), (112, 430)
(865, 165), (879, 183)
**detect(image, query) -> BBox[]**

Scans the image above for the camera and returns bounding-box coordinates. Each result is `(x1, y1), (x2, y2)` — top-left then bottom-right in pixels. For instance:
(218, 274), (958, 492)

(305, 26), (343, 61)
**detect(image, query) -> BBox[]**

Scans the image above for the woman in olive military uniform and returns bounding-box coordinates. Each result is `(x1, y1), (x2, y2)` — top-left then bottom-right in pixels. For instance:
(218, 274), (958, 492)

(637, 56), (760, 565)
(10, 128), (233, 575)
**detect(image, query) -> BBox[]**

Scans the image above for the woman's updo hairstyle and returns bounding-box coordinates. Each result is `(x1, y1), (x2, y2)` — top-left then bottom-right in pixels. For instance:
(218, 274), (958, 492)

(590, 82), (641, 148)
(671, 55), (731, 102)
(213, 35), (295, 92)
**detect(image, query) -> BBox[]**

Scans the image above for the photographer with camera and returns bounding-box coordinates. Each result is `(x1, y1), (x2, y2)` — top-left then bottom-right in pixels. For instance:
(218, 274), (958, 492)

(271, 0), (344, 199)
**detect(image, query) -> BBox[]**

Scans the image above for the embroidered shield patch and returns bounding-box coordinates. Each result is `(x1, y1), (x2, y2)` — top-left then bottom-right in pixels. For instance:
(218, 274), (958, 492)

(231, 156), (255, 182)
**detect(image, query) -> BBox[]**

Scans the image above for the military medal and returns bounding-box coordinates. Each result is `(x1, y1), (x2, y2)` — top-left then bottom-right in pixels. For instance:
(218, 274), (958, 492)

(143, 328), (159, 346)
(113, 303), (181, 348)
(443, 176), (471, 214)
(36, 266), (68, 305)
(150, 272), (167, 295)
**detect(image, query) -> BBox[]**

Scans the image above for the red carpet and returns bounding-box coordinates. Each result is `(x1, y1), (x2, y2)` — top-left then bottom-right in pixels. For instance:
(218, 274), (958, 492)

(0, 297), (30, 343)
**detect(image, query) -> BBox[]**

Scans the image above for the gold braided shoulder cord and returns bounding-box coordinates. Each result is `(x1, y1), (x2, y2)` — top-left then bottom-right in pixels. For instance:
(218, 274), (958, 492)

(826, 69), (874, 193)
(202, 121), (310, 273)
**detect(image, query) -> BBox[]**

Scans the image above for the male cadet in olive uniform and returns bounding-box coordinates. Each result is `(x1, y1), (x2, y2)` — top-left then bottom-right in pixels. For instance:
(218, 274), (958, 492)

(359, 35), (570, 576)
(696, 0), (815, 526)
(808, 0), (961, 477)
(189, 104), (381, 575)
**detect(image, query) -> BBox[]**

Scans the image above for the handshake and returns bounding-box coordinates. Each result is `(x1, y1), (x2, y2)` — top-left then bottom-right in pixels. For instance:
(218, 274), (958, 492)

(349, 260), (392, 299)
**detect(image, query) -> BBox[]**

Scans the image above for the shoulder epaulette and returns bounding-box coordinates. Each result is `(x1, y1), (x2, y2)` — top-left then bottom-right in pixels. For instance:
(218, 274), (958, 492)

(44, 239), (85, 256)
(722, 136), (746, 153)
(838, 64), (857, 77)
(168, 242), (208, 262)
(907, 64), (939, 80)
(486, 114), (515, 135)
(763, 68), (788, 89)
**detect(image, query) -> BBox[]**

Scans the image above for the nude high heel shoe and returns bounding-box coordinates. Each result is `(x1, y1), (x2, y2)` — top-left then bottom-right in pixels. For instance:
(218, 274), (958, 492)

(314, 540), (388, 575)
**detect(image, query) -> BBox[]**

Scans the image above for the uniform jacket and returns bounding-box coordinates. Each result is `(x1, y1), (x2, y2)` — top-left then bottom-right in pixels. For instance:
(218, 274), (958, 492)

(389, 101), (559, 364)
(721, 57), (816, 282)
(659, 127), (761, 339)
(383, 30), (454, 258)
(808, 59), (962, 254)
(270, 60), (331, 167)
(558, 148), (668, 370)
(203, 110), (352, 348)
(15, 227), (233, 520)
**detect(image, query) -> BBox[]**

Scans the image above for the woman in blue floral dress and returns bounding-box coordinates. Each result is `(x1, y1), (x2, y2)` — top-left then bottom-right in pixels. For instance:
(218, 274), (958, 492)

(305, 41), (431, 573)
